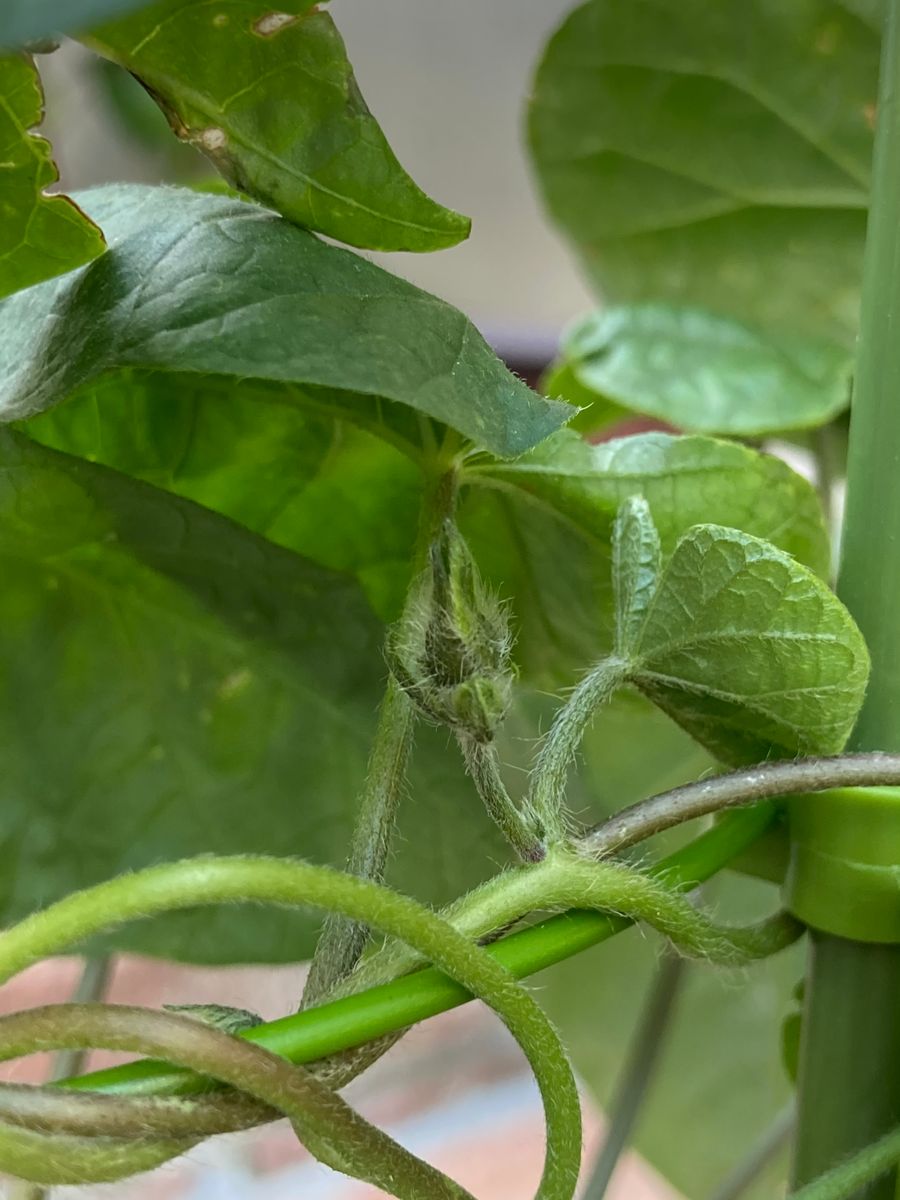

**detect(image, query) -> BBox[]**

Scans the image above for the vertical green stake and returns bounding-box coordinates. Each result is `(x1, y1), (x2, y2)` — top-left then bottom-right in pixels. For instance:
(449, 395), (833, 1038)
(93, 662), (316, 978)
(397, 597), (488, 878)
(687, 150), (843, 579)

(791, 3), (900, 1195)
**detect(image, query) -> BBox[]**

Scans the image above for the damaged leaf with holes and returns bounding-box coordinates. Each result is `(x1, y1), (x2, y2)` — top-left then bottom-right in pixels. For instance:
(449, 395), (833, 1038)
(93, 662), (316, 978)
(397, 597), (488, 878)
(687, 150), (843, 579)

(0, 54), (104, 298)
(83, 0), (471, 251)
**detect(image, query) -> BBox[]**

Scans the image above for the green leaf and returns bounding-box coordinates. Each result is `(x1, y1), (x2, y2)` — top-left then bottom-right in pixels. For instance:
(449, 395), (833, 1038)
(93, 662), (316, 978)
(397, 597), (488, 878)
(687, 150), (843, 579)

(24, 370), (426, 622)
(0, 55), (104, 298)
(0, 428), (515, 962)
(463, 430), (830, 681)
(781, 980), (805, 1085)
(561, 304), (853, 436)
(0, 185), (568, 459)
(529, 0), (877, 345)
(0, 1), (149, 44)
(612, 495), (661, 657)
(85, 0), (470, 253)
(630, 524), (870, 763)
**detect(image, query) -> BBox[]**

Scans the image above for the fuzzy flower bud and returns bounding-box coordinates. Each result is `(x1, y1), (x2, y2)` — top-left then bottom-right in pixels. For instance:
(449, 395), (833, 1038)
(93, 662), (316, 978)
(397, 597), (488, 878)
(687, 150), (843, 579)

(388, 520), (514, 742)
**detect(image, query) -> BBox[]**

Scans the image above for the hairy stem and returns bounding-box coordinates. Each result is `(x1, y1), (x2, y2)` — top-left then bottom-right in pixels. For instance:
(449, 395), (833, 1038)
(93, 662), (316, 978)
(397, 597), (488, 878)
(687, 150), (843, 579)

(60, 805), (778, 1100)
(15, 955), (115, 1200)
(581, 952), (685, 1200)
(0, 1005), (474, 1197)
(788, 1127), (900, 1200)
(303, 465), (462, 1007)
(582, 753), (900, 857)
(459, 735), (546, 861)
(0, 858), (583, 1199)
(50, 955), (114, 1083)
(528, 656), (630, 836)
(302, 677), (414, 1007)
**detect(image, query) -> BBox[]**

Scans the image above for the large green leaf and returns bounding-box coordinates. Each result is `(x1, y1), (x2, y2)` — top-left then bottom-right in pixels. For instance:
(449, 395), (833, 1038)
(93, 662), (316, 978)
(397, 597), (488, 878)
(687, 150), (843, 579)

(463, 430), (830, 682)
(0, 427), (516, 962)
(529, 0), (877, 345)
(0, 185), (568, 459)
(560, 304), (853, 436)
(25, 370), (426, 622)
(0, 55), (104, 298)
(0, 1), (149, 44)
(85, 0), (470, 253)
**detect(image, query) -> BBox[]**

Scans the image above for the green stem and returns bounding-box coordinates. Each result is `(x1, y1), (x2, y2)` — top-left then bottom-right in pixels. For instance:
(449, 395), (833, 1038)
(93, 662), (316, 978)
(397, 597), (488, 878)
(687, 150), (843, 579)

(791, 1), (900, 1192)
(793, 936), (900, 1196)
(0, 1005), (476, 1197)
(580, 951), (685, 1200)
(15, 955), (116, 1200)
(458, 736), (546, 861)
(528, 656), (629, 834)
(49, 955), (114, 1083)
(60, 805), (776, 1100)
(303, 463), (458, 1006)
(0, 861), (582, 1199)
(302, 677), (414, 1006)
(789, 1126), (900, 1200)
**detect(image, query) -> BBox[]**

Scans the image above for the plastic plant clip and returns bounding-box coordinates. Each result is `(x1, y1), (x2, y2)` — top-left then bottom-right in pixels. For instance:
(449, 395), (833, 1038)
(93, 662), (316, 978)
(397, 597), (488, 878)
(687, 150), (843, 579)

(786, 788), (900, 943)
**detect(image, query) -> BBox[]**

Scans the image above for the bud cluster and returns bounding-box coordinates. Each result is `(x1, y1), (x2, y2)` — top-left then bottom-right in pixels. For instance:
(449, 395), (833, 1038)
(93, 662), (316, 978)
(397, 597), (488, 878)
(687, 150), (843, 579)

(388, 520), (515, 743)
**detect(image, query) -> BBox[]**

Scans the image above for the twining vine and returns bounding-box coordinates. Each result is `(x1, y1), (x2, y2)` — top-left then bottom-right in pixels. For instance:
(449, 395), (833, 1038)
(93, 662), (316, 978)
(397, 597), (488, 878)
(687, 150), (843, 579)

(0, 481), (897, 1198)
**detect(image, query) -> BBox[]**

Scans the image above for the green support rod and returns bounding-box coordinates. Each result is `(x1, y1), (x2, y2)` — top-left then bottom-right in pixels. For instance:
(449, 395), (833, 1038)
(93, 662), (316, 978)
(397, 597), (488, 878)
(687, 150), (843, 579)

(61, 806), (774, 1099)
(790, 1), (900, 1194)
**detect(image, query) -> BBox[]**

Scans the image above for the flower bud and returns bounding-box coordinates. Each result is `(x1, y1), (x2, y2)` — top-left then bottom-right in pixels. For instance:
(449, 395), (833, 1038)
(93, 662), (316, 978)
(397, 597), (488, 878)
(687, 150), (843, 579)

(388, 520), (514, 742)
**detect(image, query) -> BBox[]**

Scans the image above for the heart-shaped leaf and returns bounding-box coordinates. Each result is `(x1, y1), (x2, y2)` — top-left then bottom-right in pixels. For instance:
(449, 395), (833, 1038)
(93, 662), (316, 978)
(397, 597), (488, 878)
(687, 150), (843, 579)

(529, 0), (876, 346)
(0, 55), (104, 298)
(560, 304), (853, 436)
(628, 524), (869, 763)
(84, 0), (470, 252)
(0, 185), (568, 459)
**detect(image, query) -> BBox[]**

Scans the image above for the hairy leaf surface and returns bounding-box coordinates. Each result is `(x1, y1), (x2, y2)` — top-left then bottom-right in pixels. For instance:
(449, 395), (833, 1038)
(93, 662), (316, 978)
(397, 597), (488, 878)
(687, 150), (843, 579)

(612, 495), (661, 657)
(464, 431), (830, 681)
(86, 0), (470, 252)
(0, 56), (104, 298)
(631, 525), (869, 762)
(0, 186), (567, 458)
(560, 305), (853, 436)
(529, 0), (877, 345)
